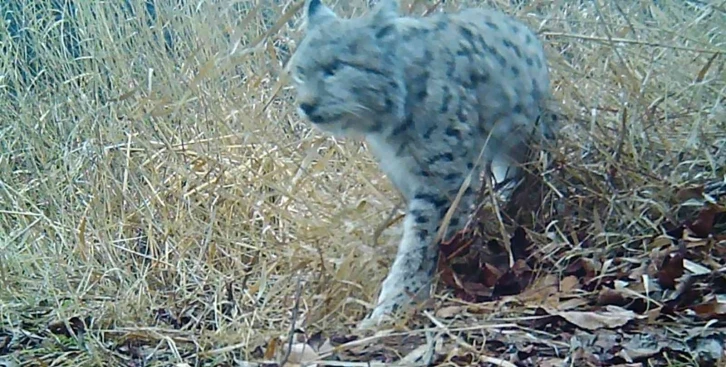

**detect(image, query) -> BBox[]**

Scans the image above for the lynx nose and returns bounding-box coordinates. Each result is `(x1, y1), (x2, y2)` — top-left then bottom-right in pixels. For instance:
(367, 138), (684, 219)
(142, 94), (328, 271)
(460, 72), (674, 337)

(299, 102), (324, 123)
(299, 103), (316, 116)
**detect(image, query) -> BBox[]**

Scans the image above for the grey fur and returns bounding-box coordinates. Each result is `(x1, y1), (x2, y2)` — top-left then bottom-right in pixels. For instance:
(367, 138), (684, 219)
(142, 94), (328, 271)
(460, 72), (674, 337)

(288, 0), (558, 327)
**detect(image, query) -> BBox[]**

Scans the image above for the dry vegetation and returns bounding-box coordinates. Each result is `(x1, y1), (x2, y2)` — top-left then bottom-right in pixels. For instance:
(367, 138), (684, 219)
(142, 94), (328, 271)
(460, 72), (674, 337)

(1, 0), (725, 366)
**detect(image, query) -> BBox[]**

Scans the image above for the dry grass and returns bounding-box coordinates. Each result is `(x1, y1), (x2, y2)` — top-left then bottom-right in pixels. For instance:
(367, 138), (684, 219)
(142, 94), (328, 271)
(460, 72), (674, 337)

(1, 0), (724, 365)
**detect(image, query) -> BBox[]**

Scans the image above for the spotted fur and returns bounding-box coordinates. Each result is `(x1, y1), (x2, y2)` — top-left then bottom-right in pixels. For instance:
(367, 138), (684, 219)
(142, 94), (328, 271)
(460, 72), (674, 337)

(288, 0), (559, 327)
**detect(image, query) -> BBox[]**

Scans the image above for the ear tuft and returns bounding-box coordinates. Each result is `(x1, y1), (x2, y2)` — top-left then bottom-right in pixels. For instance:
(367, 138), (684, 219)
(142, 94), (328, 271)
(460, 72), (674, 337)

(305, 0), (337, 30)
(370, 0), (399, 23)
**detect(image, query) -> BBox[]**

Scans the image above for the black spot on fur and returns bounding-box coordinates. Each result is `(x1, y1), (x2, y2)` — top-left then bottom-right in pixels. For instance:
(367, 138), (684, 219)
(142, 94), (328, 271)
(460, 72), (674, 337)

(411, 71), (430, 100)
(375, 24), (396, 39)
(502, 39), (522, 58)
(411, 209), (429, 224)
(456, 109), (467, 123)
(483, 42), (507, 67)
(459, 26), (475, 42)
(485, 21), (499, 30)
(417, 229), (429, 242)
(423, 126), (437, 139)
(443, 172), (460, 182)
(391, 115), (414, 137)
(414, 192), (449, 209)
(511, 66), (520, 76)
(445, 126), (460, 138)
(512, 45), (522, 58)
(472, 73), (489, 85)
(440, 86), (452, 114)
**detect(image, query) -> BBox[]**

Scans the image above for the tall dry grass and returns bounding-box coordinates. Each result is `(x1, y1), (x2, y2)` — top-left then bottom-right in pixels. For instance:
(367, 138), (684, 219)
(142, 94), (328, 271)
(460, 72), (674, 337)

(0, 0), (724, 365)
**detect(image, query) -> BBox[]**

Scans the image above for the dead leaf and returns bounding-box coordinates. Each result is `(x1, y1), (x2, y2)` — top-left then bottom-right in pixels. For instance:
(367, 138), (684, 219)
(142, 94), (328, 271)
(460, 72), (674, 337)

(264, 337), (279, 360)
(535, 357), (567, 367)
(597, 287), (629, 307)
(560, 275), (581, 293)
(491, 259), (533, 297)
(518, 274), (558, 301)
(510, 226), (531, 261)
(683, 259), (711, 275)
(435, 305), (467, 319)
(656, 252), (684, 289)
(687, 204), (725, 238)
(689, 297), (726, 319)
(564, 257), (599, 281)
(675, 184), (705, 202)
(545, 306), (637, 330)
(284, 343), (320, 366)
(480, 262), (503, 288)
(47, 316), (86, 337)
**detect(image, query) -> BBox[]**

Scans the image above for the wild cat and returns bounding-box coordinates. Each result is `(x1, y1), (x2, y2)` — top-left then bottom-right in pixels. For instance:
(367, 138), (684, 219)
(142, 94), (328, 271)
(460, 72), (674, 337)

(287, 0), (558, 327)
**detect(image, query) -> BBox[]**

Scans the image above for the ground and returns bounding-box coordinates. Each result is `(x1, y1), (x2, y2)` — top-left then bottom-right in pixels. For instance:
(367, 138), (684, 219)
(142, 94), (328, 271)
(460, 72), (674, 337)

(0, 0), (725, 366)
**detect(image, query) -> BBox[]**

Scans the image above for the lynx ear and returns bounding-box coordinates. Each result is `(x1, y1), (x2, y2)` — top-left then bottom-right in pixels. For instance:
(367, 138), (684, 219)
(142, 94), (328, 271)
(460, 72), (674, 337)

(305, 0), (337, 30)
(370, 0), (399, 23)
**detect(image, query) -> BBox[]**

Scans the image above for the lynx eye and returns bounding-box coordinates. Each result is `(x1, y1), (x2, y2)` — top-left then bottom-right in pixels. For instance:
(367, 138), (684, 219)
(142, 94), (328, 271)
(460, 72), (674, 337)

(322, 60), (341, 77)
(295, 66), (305, 78)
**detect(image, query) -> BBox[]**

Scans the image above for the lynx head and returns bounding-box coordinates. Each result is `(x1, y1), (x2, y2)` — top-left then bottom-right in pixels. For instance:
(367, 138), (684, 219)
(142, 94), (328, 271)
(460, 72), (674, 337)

(288, 0), (406, 138)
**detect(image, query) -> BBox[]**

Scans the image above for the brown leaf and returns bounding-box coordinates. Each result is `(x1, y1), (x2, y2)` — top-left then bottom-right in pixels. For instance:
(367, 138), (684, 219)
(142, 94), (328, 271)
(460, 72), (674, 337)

(461, 281), (494, 299)
(439, 230), (472, 259)
(557, 297), (590, 311)
(47, 316), (86, 337)
(687, 204), (726, 238)
(597, 287), (629, 307)
(263, 337), (279, 360)
(560, 275), (581, 293)
(479, 261), (503, 288)
(435, 305), (467, 319)
(537, 358), (567, 367)
(656, 252), (685, 289)
(544, 306), (638, 331)
(518, 274), (559, 301)
(492, 259), (533, 297)
(510, 226), (531, 261)
(675, 184), (705, 202)
(689, 298), (726, 319)
(564, 257), (599, 281)
(283, 343), (320, 366)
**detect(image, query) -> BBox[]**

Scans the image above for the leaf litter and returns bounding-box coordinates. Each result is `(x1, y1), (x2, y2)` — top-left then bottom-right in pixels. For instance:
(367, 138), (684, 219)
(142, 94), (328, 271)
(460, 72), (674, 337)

(250, 175), (726, 367)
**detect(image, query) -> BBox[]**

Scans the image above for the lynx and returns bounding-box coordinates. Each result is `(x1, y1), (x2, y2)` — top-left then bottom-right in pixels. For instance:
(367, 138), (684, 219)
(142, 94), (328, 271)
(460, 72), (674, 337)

(287, 0), (558, 327)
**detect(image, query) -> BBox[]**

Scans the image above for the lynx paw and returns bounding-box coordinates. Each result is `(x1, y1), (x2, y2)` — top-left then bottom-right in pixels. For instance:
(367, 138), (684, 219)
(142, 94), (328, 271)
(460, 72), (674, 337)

(357, 280), (427, 330)
(356, 299), (399, 331)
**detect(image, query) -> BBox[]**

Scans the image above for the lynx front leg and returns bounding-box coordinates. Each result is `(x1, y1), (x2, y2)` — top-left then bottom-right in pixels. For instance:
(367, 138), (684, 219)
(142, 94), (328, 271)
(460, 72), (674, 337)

(361, 186), (474, 328)
(362, 193), (443, 327)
